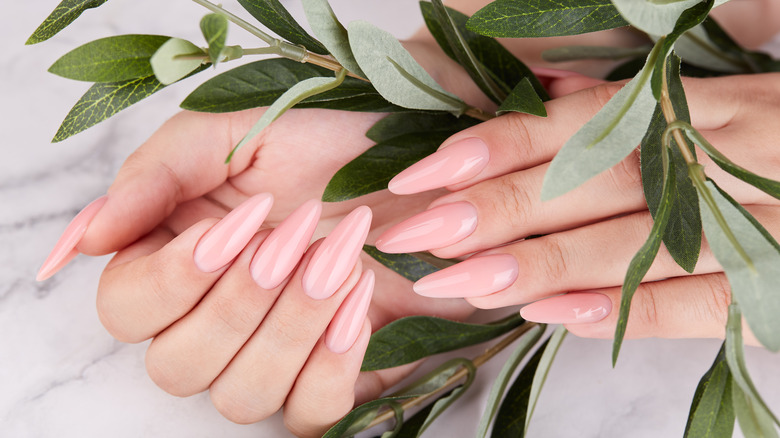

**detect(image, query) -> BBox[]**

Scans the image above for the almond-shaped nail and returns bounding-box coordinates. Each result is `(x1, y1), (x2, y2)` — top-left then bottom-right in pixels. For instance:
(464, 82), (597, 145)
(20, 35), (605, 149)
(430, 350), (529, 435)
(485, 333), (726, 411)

(375, 202), (477, 253)
(325, 269), (375, 354)
(413, 254), (518, 298)
(520, 293), (611, 324)
(37, 195), (108, 282)
(388, 138), (489, 195)
(303, 206), (372, 300)
(250, 199), (322, 289)
(193, 193), (274, 273)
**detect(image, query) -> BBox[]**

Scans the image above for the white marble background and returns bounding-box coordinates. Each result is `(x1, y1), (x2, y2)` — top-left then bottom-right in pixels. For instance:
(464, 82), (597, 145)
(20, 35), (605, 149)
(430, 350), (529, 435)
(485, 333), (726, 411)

(2, 1), (779, 437)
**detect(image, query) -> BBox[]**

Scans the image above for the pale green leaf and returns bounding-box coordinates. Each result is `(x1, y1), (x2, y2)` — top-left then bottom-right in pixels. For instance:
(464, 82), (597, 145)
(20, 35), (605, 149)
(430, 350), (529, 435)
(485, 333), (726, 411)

(675, 24), (749, 73)
(348, 20), (467, 114)
(150, 38), (205, 85)
(27, 0), (109, 45)
(200, 13), (229, 66)
(415, 363), (476, 437)
(683, 344), (735, 438)
(237, 0), (328, 54)
(732, 381), (780, 438)
(610, 0), (728, 36)
(301, 0), (364, 76)
(48, 35), (170, 82)
(525, 326), (567, 433)
(496, 77), (547, 117)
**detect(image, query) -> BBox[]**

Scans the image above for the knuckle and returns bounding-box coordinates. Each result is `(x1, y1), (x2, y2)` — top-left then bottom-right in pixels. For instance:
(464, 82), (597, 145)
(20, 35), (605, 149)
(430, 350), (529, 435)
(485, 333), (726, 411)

(634, 282), (661, 329)
(604, 151), (642, 191)
(490, 177), (533, 229)
(208, 294), (259, 338)
(210, 382), (280, 425)
(698, 274), (731, 325)
(96, 273), (141, 343)
(144, 348), (197, 397)
(501, 114), (536, 164)
(535, 235), (570, 287)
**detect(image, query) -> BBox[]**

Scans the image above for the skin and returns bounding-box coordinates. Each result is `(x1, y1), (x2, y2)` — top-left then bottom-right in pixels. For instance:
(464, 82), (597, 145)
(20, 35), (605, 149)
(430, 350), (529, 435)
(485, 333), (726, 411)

(72, 2), (780, 436)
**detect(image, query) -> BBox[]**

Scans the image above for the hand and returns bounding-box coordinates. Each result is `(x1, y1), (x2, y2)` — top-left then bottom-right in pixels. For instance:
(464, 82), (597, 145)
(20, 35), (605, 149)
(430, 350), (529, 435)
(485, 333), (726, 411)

(375, 72), (780, 346)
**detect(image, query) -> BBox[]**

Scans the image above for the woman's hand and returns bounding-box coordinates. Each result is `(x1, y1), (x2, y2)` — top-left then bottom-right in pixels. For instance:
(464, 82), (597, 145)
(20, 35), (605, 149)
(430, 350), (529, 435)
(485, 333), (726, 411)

(376, 73), (780, 346)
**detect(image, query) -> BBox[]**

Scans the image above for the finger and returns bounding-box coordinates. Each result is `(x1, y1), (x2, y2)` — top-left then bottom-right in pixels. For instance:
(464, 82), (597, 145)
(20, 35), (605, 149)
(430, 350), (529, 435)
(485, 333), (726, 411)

(97, 194), (273, 343)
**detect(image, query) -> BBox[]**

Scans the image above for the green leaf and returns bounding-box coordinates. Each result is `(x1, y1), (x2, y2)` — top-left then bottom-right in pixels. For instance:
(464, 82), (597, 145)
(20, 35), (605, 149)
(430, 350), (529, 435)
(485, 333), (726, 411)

(641, 55), (701, 273)
(363, 245), (456, 283)
(613, 147), (675, 365)
(150, 38), (205, 86)
(27, 0), (109, 45)
(542, 45), (652, 63)
(348, 20), (468, 115)
(322, 112), (478, 202)
(227, 70), (347, 162)
(181, 58), (400, 113)
(237, 0), (328, 54)
(674, 23), (751, 74)
(414, 364), (476, 437)
(201, 13), (229, 66)
(496, 78), (547, 117)
(611, 0), (725, 36)
(420, 2), (548, 101)
(395, 388), (456, 438)
(732, 380), (780, 438)
(466, 0), (628, 38)
(301, 0), (364, 77)
(48, 35), (171, 82)
(323, 398), (404, 438)
(361, 314), (526, 371)
(701, 182), (780, 352)
(540, 40), (661, 201)
(699, 18), (780, 73)
(476, 324), (545, 438)
(724, 304), (780, 428)
(490, 329), (549, 438)
(683, 343), (735, 438)
(53, 67), (205, 142)
(525, 326), (567, 434)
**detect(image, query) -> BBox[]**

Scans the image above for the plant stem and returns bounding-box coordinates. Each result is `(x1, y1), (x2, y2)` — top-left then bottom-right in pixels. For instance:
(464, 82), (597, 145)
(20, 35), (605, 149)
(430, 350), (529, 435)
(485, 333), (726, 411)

(364, 320), (538, 431)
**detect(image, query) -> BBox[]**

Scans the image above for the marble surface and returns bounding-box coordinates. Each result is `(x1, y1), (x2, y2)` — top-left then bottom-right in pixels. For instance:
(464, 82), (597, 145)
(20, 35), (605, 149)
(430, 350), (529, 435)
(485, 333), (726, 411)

(2, 1), (779, 437)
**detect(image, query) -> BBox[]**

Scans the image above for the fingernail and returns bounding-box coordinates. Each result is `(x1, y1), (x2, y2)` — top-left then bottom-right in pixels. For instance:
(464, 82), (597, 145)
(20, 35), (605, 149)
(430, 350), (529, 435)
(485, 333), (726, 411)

(413, 254), (518, 298)
(325, 269), (375, 354)
(250, 199), (322, 289)
(193, 193), (274, 273)
(303, 206), (372, 300)
(388, 138), (489, 195)
(375, 202), (477, 253)
(36, 195), (109, 282)
(520, 292), (611, 324)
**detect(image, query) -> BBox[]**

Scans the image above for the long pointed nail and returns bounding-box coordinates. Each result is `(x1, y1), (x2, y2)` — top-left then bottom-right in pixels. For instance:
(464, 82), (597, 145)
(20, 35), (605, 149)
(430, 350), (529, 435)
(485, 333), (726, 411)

(388, 138), (489, 195)
(303, 206), (372, 300)
(250, 199), (322, 289)
(375, 202), (477, 253)
(37, 196), (109, 282)
(413, 254), (518, 298)
(520, 293), (611, 324)
(325, 269), (375, 354)
(193, 193), (274, 273)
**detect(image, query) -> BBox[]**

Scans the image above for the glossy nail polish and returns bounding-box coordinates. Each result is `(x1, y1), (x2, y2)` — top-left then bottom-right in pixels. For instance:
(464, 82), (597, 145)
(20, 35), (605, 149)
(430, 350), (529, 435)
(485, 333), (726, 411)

(36, 195), (108, 282)
(193, 193), (274, 273)
(303, 206), (372, 300)
(375, 202), (477, 253)
(388, 138), (489, 195)
(520, 293), (611, 324)
(414, 254), (518, 298)
(250, 199), (322, 289)
(325, 269), (375, 354)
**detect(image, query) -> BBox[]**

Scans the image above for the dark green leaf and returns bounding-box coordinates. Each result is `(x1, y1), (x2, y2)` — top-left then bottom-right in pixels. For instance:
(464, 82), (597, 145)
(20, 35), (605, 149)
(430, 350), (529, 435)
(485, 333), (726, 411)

(395, 389), (456, 438)
(201, 14), (229, 66)
(365, 112), (476, 143)
(467, 0), (628, 38)
(48, 35), (170, 82)
(237, 0), (328, 54)
(641, 55), (701, 273)
(525, 326), (567, 433)
(420, 2), (548, 101)
(27, 0), (109, 45)
(361, 314), (525, 371)
(53, 66), (206, 142)
(732, 381), (780, 438)
(613, 148), (675, 365)
(323, 113), (478, 202)
(363, 246), (456, 283)
(490, 330), (549, 438)
(496, 78), (546, 117)
(683, 343), (735, 438)
(476, 324), (545, 438)
(181, 58), (400, 113)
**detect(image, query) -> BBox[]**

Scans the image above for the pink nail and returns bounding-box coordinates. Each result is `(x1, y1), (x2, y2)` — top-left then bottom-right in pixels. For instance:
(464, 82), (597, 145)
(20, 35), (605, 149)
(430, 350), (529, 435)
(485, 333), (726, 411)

(325, 269), (375, 354)
(520, 293), (611, 324)
(375, 202), (477, 253)
(36, 195), (108, 282)
(250, 199), (322, 289)
(413, 254), (518, 298)
(193, 193), (274, 273)
(388, 138), (489, 195)
(303, 206), (372, 300)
